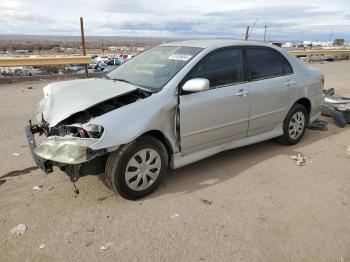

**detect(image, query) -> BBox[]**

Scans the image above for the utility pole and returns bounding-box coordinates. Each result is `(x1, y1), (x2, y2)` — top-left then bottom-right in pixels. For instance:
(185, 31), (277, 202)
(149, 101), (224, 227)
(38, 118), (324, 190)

(80, 17), (88, 78)
(101, 39), (105, 55)
(263, 25), (268, 42)
(244, 25), (250, 41)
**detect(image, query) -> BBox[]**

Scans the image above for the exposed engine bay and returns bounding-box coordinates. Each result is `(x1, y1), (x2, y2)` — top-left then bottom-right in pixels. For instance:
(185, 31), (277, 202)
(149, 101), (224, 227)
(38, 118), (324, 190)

(35, 88), (151, 139)
(58, 88), (151, 127)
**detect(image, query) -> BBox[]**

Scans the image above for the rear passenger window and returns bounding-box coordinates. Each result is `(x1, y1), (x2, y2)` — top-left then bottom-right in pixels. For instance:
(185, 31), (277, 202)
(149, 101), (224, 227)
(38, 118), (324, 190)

(187, 48), (243, 88)
(246, 47), (293, 80)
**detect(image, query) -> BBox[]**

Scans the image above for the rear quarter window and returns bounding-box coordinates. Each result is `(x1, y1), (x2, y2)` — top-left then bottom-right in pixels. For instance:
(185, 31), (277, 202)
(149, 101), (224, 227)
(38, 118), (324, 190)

(246, 47), (293, 80)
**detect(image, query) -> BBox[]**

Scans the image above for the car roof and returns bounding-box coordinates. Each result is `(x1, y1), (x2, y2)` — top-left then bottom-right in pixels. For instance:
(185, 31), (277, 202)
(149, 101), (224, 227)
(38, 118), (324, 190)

(161, 39), (276, 49)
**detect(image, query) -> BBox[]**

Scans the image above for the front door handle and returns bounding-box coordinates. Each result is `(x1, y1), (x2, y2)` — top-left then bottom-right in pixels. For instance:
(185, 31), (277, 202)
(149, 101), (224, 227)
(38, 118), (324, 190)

(235, 89), (249, 97)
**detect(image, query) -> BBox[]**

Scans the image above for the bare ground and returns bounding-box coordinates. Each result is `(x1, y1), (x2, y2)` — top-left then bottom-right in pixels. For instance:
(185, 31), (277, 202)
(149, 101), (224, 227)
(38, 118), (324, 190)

(0, 61), (350, 262)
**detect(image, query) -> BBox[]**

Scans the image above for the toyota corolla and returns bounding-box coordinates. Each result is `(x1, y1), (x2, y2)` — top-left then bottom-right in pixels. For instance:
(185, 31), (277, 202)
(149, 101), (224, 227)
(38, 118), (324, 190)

(26, 39), (324, 199)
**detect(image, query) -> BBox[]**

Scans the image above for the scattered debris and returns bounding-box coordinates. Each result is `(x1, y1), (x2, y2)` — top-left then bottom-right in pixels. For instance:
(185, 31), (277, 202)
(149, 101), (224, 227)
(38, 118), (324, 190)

(85, 241), (93, 247)
(257, 214), (266, 222)
(307, 119), (328, 131)
(0, 180), (6, 186)
(1, 219), (5, 223)
(27, 86), (33, 90)
(48, 186), (55, 191)
(98, 195), (114, 201)
(12, 152), (22, 156)
(10, 223), (27, 235)
(33, 185), (43, 191)
(200, 199), (213, 206)
(346, 147), (350, 156)
(100, 242), (113, 250)
(39, 244), (46, 249)
(290, 154), (307, 166)
(86, 228), (95, 233)
(170, 213), (180, 219)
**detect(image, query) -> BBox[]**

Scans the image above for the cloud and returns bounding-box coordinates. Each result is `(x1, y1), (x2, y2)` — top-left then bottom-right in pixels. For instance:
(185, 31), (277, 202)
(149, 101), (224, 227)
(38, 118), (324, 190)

(0, 0), (349, 40)
(0, 0), (24, 9)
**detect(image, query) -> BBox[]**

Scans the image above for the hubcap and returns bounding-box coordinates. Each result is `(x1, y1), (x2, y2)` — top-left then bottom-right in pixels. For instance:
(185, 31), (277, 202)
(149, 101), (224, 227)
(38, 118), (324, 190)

(288, 111), (305, 139)
(125, 148), (161, 191)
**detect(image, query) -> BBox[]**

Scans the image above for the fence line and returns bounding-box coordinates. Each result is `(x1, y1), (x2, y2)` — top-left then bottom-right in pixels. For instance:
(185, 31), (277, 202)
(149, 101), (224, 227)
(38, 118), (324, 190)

(0, 50), (350, 67)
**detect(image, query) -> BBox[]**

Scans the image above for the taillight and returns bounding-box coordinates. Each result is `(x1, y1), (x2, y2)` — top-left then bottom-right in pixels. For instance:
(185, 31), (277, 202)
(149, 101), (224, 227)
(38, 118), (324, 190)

(321, 74), (325, 86)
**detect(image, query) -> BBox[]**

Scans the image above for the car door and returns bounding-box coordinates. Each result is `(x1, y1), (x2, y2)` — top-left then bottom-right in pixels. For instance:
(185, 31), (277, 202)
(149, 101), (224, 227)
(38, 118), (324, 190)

(179, 47), (250, 155)
(245, 47), (295, 136)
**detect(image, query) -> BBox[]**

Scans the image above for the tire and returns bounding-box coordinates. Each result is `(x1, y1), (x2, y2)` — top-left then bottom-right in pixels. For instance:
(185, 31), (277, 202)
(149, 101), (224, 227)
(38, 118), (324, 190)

(278, 104), (308, 145)
(105, 135), (168, 200)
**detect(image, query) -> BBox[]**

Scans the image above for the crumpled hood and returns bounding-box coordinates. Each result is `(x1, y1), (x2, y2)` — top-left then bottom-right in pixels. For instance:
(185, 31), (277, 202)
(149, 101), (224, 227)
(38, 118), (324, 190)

(39, 78), (138, 126)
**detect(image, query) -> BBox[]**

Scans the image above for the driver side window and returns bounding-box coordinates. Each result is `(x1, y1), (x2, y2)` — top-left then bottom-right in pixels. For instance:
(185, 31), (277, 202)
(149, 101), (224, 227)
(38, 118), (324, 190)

(186, 47), (243, 89)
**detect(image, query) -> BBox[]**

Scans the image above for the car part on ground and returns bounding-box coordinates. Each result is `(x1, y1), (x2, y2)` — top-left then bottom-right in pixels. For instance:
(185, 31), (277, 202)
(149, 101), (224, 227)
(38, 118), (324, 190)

(322, 88), (350, 116)
(330, 109), (350, 128)
(322, 88), (350, 128)
(307, 119), (328, 131)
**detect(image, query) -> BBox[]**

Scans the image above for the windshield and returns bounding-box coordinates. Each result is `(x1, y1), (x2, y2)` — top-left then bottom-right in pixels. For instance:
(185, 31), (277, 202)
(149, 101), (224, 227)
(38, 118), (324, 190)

(106, 46), (203, 92)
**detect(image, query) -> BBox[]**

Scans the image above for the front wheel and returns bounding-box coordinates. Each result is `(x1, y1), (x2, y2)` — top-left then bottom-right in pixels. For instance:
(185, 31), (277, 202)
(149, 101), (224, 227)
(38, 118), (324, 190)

(278, 104), (308, 145)
(105, 135), (168, 200)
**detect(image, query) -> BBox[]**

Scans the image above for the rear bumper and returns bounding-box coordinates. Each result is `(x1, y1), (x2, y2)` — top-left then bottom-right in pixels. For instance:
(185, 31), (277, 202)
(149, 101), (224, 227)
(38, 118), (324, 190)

(25, 125), (53, 174)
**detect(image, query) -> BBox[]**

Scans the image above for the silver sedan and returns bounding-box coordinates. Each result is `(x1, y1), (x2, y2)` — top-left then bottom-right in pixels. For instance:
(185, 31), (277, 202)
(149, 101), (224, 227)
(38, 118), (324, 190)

(27, 39), (324, 199)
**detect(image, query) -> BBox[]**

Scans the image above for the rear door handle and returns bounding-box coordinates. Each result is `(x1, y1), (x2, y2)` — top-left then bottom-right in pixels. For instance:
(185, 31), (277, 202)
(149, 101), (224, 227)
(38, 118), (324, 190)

(235, 89), (249, 97)
(285, 80), (295, 87)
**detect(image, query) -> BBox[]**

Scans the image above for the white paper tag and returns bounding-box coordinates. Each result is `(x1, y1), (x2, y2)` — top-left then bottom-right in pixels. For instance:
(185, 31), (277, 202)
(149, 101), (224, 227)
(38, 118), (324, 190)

(168, 54), (192, 61)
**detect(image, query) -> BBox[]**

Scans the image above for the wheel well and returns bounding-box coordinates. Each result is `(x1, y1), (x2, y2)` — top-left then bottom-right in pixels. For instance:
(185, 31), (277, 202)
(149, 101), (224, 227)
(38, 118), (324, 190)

(295, 98), (311, 116)
(143, 130), (173, 159)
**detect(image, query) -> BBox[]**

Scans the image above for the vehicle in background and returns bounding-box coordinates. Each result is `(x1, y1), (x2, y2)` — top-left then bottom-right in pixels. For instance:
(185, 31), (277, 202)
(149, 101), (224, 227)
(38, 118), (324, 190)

(88, 63), (98, 70)
(96, 63), (108, 71)
(107, 58), (124, 66)
(93, 56), (109, 64)
(120, 54), (132, 61)
(27, 40), (324, 200)
(311, 55), (335, 62)
(65, 64), (84, 72)
(0, 66), (37, 76)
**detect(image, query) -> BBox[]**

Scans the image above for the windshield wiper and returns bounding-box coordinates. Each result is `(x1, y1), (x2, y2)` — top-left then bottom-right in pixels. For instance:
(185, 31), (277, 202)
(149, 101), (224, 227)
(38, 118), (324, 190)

(104, 75), (111, 80)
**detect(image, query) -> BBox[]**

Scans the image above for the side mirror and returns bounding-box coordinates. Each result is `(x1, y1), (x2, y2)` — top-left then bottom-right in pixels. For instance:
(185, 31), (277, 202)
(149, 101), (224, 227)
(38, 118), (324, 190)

(182, 78), (209, 92)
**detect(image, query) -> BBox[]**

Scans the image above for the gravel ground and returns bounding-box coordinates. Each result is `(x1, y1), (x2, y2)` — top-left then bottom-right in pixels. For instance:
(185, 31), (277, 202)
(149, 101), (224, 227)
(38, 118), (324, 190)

(0, 61), (350, 262)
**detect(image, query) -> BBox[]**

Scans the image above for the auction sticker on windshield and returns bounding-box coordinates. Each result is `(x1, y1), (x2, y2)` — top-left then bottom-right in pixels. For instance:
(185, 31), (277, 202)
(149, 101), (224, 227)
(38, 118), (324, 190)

(168, 54), (192, 61)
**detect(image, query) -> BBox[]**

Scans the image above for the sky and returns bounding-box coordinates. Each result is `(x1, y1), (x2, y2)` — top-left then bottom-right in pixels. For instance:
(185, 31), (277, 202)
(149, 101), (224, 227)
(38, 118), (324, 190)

(0, 0), (349, 41)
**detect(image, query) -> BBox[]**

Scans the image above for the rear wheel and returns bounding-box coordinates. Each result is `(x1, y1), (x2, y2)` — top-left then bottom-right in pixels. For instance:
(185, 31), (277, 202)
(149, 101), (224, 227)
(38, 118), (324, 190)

(105, 135), (168, 200)
(278, 104), (308, 145)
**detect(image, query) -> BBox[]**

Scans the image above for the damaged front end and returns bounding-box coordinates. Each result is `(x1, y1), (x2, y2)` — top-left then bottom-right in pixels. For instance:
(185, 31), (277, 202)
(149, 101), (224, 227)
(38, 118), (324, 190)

(25, 79), (152, 179)
(25, 120), (103, 175)
(34, 136), (99, 164)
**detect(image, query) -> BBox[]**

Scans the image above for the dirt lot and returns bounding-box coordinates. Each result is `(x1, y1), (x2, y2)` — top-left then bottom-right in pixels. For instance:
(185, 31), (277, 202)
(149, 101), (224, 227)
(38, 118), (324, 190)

(0, 61), (350, 262)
